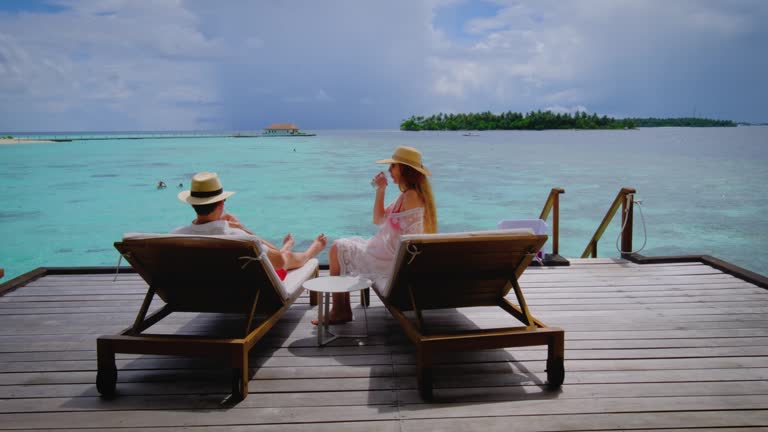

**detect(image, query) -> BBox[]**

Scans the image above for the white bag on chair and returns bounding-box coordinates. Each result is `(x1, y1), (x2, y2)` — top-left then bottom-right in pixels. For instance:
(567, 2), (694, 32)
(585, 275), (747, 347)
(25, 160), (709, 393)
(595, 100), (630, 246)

(496, 219), (549, 262)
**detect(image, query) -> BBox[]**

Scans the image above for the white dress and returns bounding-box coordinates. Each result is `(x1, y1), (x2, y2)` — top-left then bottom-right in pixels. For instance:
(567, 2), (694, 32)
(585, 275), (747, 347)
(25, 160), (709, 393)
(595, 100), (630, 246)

(335, 194), (424, 282)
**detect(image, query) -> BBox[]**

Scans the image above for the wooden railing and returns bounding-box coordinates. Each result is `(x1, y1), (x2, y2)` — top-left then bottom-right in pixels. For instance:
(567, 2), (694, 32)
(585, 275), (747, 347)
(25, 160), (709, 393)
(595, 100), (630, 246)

(581, 187), (636, 258)
(539, 188), (565, 255)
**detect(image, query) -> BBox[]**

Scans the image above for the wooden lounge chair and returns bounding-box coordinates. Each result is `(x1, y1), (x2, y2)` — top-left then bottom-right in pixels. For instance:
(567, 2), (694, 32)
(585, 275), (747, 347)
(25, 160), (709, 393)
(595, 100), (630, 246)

(97, 233), (318, 400)
(372, 229), (565, 399)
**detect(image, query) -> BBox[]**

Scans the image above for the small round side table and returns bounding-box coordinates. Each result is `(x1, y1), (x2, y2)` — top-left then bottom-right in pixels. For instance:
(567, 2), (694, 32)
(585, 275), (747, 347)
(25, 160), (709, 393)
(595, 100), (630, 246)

(303, 276), (372, 346)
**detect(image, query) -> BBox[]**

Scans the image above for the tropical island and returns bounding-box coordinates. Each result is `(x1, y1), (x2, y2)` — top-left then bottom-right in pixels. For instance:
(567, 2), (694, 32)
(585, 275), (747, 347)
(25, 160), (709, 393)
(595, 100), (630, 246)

(399, 111), (736, 131)
(629, 117), (736, 127)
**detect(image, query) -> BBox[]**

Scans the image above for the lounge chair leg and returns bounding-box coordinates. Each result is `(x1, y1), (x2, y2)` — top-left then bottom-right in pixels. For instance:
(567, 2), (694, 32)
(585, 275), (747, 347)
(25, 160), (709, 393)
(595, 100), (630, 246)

(309, 291), (318, 306)
(417, 348), (434, 400)
(231, 348), (249, 400)
(96, 338), (117, 397)
(232, 368), (247, 400)
(244, 289), (261, 336)
(510, 276), (535, 330)
(360, 287), (370, 307)
(546, 332), (565, 389)
(130, 285), (157, 335)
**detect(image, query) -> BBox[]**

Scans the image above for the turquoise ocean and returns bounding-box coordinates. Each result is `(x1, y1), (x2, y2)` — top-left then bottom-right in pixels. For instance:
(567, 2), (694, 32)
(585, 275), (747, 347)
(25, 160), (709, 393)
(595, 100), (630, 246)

(1, 127), (766, 281)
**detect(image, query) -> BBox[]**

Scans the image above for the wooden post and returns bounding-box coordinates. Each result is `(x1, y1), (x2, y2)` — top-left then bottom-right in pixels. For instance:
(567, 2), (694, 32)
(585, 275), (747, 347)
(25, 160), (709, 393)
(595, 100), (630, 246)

(621, 193), (634, 256)
(553, 191), (560, 255)
(539, 188), (564, 256)
(581, 187), (636, 258)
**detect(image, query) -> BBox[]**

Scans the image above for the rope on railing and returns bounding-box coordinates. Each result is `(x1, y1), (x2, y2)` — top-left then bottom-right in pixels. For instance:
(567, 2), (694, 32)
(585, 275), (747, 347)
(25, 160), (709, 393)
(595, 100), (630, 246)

(616, 196), (647, 254)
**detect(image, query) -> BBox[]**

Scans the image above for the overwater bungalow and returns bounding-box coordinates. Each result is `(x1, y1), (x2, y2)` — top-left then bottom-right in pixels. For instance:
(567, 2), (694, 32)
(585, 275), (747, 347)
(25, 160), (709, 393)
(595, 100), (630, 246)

(0, 187), (766, 430)
(262, 123), (316, 136)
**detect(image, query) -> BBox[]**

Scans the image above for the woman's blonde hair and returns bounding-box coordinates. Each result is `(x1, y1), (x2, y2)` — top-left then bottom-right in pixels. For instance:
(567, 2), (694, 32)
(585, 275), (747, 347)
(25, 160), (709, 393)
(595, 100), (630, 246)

(398, 164), (437, 233)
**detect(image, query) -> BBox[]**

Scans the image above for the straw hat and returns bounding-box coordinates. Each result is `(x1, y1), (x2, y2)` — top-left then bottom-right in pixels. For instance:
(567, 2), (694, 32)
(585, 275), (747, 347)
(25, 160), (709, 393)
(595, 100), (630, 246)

(177, 172), (235, 205)
(375, 146), (431, 176)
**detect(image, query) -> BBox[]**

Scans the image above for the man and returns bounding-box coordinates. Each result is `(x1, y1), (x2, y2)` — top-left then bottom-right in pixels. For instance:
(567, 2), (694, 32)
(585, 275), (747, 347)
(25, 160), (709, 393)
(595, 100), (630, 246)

(173, 172), (326, 271)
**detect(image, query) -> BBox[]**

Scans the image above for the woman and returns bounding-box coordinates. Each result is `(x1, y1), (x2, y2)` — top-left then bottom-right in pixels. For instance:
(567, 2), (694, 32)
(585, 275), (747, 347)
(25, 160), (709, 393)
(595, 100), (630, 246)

(317, 146), (437, 324)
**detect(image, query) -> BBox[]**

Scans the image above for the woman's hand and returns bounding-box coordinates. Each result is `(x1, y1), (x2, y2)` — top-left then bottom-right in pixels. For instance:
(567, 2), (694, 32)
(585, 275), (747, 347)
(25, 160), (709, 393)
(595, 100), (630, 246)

(372, 171), (388, 189)
(371, 172), (388, 224)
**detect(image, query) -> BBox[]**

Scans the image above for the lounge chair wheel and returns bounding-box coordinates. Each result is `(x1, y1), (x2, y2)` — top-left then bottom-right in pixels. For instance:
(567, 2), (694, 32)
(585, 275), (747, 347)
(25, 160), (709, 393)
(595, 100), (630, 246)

(546, 357), (565, 388)
(232, 368), (246, 400)
(96, 368), (117, 396)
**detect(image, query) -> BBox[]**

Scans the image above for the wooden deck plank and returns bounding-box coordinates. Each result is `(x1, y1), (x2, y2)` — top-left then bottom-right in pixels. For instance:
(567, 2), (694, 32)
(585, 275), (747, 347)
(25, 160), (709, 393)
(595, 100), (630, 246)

(399, 412), (768, 431)
(3, 380), (767, 412)
(0, 258), (765, 431)
(1, 334), (766, 362)
(6, 424), (404, 432)
(1, 397), (766, 429)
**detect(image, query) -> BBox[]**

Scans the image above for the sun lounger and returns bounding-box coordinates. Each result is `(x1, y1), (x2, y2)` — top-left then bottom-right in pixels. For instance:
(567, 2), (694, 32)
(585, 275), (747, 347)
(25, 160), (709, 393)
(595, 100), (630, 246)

(372, 228), (565, 399)
(97, 233), (318, 400)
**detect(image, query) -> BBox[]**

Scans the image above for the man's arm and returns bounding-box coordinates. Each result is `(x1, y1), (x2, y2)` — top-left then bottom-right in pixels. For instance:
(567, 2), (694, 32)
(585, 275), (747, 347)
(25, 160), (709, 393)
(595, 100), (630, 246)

(221, 213), (254, 235)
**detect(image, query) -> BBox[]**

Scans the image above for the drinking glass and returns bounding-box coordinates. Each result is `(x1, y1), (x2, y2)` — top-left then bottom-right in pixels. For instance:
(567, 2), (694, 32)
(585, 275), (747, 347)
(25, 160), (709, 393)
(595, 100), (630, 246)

(371, 172), (385, 188)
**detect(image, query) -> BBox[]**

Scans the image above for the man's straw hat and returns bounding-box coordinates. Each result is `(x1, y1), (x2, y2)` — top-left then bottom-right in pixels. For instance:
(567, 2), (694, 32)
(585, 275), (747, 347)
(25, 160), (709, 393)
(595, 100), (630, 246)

(375, 146), (431, 176)
(177, 172), (235, 205)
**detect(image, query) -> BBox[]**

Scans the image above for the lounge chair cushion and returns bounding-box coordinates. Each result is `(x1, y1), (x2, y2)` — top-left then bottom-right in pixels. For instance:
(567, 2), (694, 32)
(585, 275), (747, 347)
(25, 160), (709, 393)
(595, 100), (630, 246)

(121, 232), (314, 300)
(282, 258), (319, 297)
(373, 228), (536, 298)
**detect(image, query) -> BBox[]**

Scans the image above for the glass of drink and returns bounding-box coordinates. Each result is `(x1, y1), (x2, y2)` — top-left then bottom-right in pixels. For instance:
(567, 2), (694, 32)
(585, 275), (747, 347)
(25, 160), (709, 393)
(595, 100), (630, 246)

(371, 171), (385, 188)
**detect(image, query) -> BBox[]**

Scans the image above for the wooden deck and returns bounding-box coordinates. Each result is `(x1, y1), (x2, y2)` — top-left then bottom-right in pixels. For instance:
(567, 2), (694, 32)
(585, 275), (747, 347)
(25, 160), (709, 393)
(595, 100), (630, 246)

(1, 258), (767, 431)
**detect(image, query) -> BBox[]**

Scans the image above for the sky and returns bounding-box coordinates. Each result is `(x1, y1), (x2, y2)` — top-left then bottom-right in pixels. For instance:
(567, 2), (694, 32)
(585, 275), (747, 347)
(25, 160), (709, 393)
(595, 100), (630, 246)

(0, 0), (766, 132)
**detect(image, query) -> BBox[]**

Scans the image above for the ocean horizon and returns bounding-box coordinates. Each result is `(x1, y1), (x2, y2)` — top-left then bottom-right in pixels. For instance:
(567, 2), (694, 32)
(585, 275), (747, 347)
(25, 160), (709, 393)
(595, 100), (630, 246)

(1, 127), (766, 282)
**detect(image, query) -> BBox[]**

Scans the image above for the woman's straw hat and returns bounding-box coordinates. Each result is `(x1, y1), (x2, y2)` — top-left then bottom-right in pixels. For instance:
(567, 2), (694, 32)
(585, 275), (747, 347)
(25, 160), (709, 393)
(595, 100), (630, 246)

(177, 172), (235, 205)
(375, 146), (431, 176)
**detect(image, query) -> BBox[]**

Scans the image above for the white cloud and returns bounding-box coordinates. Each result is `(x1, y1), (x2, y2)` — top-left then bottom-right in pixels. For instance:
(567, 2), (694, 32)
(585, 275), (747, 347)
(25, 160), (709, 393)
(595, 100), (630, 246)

(0, 1), (224, 130)
(0, 0), (766, 130)
(422, 0), (768, 120)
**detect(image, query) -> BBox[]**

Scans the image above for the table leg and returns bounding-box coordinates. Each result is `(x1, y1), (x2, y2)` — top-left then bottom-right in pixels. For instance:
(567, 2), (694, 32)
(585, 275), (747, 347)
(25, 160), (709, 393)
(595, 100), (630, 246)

(361, 289), (369, 336)
(316, 291), (324, 346)
(318, 292), (338, 346)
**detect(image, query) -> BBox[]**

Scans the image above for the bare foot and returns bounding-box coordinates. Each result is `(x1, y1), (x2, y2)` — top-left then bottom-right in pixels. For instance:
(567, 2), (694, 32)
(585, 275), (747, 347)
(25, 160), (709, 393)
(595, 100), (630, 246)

(305, 233), (327, 258)
(281, 233), (294, 252)
(311, 311), (353, 326)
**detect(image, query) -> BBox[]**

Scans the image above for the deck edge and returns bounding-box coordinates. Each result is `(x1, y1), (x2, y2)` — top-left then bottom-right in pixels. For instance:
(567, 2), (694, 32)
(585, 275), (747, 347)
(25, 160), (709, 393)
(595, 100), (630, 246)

(0, 266), (135, 297)
(0, 267), (48, 297)
(2, 254), (765, 299)
(626, 253), (768, 289)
